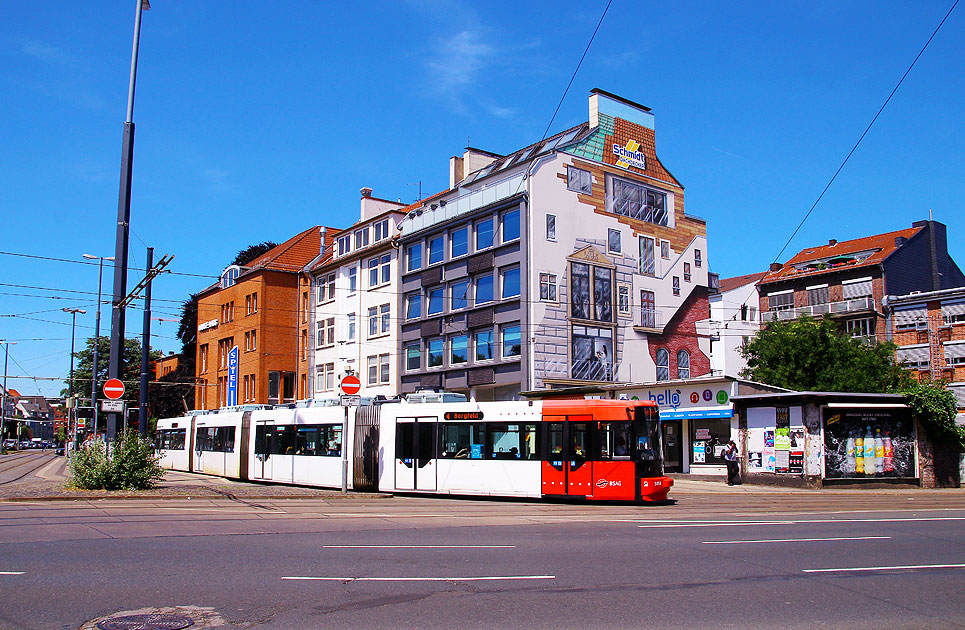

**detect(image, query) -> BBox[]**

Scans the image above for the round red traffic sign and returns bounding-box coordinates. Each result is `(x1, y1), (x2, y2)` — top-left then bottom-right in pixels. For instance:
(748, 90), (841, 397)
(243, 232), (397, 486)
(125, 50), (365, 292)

(103, 378), (125, 400)
(340, 374), (361, 395)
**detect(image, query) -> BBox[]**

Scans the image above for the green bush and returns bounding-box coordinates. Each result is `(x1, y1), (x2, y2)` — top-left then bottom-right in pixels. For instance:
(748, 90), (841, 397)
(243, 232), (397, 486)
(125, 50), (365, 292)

(68, 429), (164, 490)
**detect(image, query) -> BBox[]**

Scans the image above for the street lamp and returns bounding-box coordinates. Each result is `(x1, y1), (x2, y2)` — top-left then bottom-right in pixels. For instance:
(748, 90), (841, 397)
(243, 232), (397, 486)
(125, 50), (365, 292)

(84, 254), (113, 437)
(63, 308), (86, 455)
(0, 341), (16, 449)
(107, 0), (151, 442)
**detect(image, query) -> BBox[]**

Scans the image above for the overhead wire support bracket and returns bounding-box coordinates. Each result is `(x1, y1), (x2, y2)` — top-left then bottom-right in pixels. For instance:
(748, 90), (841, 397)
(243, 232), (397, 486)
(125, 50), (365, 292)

(118, 254), (174, 308)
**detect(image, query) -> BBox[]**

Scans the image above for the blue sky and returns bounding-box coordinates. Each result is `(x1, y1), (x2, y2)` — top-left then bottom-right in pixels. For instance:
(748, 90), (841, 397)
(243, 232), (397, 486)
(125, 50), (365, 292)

(1, 1), (963, 397)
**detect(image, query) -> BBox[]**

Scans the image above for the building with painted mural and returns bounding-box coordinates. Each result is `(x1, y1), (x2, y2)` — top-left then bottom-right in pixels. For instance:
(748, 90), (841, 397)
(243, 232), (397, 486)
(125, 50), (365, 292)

(395, 89), (712, 400)
(301, 190), (407, 399)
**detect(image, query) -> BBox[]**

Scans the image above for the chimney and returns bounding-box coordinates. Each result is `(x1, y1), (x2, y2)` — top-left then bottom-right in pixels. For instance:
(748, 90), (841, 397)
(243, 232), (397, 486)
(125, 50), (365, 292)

(449, 156), (464, 189)
(828, 239), (837, 246)
(769, 262), (783, 272)
(360, 187), (373, 198)
(320, 226), (327, 250)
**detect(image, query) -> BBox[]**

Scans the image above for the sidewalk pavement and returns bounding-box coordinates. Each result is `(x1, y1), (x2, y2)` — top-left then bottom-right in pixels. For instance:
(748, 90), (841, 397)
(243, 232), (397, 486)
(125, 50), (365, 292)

(1, 458), (961, 502)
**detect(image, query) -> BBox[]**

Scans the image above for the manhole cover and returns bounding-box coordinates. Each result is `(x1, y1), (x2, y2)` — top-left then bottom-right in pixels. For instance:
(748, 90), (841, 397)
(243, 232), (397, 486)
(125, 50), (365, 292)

(96, 614), (194, 630)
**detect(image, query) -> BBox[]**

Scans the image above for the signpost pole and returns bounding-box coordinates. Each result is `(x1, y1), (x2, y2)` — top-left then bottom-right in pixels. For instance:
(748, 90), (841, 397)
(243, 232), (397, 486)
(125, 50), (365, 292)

(338, 373), (361, 493)
(342, 405), (348, 493)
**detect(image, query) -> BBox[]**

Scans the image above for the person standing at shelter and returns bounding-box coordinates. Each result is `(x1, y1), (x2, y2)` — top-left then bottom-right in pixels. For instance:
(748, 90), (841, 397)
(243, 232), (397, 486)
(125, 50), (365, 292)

(723, 440), (741, 485)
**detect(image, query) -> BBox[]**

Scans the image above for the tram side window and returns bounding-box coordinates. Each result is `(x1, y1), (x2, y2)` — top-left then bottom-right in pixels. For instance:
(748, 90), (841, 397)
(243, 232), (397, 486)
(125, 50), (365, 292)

(195, 426), (235, 452)
(598, 421), (631, 460)
(547, 423), (564, 459)
(440, 423), (485, 459)
(488, 423), (538, 460)
(156, 429), (186, 450)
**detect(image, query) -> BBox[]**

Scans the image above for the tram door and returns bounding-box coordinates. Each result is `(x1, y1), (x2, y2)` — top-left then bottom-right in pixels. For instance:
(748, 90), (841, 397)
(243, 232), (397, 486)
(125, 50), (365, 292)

(541, 417), (593, 496)
(394, 418), (437, 492)
(253, 421), (273, 480)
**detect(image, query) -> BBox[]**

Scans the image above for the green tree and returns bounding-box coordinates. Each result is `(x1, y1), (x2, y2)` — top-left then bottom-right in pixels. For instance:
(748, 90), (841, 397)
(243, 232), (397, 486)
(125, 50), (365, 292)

(900, 380), (964, 449)
(63, 336), (160, 406)
(740, 315), (911, 392)
(231, 241), (277, 267)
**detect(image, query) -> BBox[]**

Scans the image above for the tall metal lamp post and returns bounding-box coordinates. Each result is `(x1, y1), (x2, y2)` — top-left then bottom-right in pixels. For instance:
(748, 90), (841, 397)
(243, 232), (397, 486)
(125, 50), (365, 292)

(83, 254), (113, 437)
(63, 308), (86, 455)
(107, 0), (151, 442)
(0, 341), (16, 448)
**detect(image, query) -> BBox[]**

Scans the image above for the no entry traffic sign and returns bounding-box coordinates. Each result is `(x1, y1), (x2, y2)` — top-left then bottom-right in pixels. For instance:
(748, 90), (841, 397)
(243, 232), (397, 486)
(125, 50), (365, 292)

(340, 374), (361, 395)
(103, 378), (125, 400)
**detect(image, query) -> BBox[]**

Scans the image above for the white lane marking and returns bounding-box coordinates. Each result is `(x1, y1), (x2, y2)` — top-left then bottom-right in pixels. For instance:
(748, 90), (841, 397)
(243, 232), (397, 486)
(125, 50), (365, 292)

(704, 536), (892, 545)
(0, 571), (25, 575)
(804, 564), (965, 573)
(322, 545), (515, 549)
(282, 575), (555, 582)
(635, 516), (965, 528)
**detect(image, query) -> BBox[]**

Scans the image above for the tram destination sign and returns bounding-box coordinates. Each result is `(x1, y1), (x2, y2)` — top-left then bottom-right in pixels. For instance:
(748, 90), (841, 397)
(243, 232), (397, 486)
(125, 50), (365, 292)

(444, 411), (484, 421)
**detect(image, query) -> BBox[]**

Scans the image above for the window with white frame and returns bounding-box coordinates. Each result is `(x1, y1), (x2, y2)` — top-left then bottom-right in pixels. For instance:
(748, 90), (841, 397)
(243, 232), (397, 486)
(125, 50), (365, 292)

(502, 209), (520, 242)
(427, 286), (444, 315)
(570, 262), (613, 323)
(337, 235), (351, 257)
(639, 236), (655, 276)
(405, 342), (421, 371)
(546, 214), (557, 241)
(450, 226), (468, 258)
(427, 338), (444, 368)
(450, 334), (469, 365)
(684, 263), (691, 283)
(347, 266), (357, 293)
(380, 303), (390, 334)
(660, 240), (670, 260)
(501, 324), (522, 358)
(539, 273), (558, 302)
(317, 273), (335, 303)
(501, 267), (520, 299)
(427, 234), (444, 266)
(475, 274), (494, 305)
(369, 253), (390, 287)
(316, 317), (334, 348)
(405, 292), (422, 320)
(354, 228), (369, 249)
(379, 353), (389, 384)
(346, 313), (356, 341)
(475, 217), (494, 251)
(608, 229), (622, 254)
(605, 174), (668, 226)
(672, 276), (680, 296)
(807, 285), (829, 306)
(567, 165), (592, 193)
(451, 279), (469, 311)
(367, 355), (378, 385)
(373, 219), (389, 242)
(475, 329), (494, 362)
(768, 291), (794, 311)
(316, 363), (335, 391)
(617, 284), (631, 316)
(367, 307), (378, 337)
(640, 290), (656, 328)
(694, 249), (702, 268)
(405, 243), (421, 272)
(846, 317), (874, 338)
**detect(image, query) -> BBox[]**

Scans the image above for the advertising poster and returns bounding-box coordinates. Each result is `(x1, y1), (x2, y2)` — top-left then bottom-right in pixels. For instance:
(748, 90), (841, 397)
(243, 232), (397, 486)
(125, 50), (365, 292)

(692, 441), (706, 463)
(789, 427), (805, 474)
(763, 429), (775, 472)
(823, 409), (915, 479)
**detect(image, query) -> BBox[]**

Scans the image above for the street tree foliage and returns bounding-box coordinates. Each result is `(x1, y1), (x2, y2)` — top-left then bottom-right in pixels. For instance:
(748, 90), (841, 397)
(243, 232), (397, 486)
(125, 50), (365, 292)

(62, 337), (160, 404)
(231, 241), (277, 267)
(740, 316), (911, 393)
(901, 380), (964, 450)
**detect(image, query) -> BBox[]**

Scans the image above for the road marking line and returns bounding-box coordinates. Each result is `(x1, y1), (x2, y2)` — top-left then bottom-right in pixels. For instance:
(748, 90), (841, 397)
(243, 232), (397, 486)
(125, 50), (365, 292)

(322, 545), (515, 549)
(282, 575), (555, 582)
(0, 571), (25, 575)
(704, 536), (892, 545)
(634, 516), (965, 528)
(804, 564), (965, 573)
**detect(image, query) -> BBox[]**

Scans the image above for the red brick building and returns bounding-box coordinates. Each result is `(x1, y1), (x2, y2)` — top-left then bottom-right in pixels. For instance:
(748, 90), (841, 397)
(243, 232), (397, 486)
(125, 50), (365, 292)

(194, 226), (338, 409)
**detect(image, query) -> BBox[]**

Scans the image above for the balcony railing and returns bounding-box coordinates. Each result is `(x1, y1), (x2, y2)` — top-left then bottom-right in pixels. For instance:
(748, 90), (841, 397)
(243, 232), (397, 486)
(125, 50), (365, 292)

(761, 296), (874, 322)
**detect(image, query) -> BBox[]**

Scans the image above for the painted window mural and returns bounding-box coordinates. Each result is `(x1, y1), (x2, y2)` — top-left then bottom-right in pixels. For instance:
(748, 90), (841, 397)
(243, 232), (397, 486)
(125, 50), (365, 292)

(823, 409), (916, 479)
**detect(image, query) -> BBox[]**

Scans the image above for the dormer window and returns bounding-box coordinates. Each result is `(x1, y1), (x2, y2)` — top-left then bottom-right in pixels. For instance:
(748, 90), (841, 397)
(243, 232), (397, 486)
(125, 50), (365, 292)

(220, 265), (241, 288)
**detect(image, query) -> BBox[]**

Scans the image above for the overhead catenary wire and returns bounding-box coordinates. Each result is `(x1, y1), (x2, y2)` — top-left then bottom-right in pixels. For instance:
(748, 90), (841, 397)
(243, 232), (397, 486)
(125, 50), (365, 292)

(772, 0), (960, 263)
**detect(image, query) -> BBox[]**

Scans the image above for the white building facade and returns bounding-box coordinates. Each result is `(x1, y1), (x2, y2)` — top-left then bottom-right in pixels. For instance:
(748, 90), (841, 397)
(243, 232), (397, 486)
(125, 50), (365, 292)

(707, 272), (764, 378)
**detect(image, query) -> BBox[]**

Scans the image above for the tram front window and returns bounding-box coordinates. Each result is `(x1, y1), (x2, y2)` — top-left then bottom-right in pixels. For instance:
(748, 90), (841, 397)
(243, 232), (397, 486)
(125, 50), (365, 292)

(633, 407), (663, 477)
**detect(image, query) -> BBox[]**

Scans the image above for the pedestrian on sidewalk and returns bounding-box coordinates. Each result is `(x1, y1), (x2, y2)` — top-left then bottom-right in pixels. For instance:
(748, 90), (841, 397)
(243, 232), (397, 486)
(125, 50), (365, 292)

(723, 440), (741, 486)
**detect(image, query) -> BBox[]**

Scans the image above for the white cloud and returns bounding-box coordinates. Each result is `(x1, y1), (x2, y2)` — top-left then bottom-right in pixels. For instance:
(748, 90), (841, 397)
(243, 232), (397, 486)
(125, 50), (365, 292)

(426, 30), (495, 92)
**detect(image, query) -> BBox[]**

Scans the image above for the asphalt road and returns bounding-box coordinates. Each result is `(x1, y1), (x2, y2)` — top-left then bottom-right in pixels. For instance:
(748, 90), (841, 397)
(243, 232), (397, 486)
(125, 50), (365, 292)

(1, 492), (964, 629)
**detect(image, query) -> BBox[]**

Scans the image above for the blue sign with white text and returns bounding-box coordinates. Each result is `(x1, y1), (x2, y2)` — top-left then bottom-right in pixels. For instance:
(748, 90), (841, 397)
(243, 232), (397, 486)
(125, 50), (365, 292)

(227, 345), (239, 407)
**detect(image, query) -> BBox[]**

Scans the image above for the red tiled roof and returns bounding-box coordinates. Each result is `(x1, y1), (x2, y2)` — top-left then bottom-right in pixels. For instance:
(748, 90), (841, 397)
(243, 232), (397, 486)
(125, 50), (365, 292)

(760, 226), (922, 284)
(245, 225), (340, 274)
(719, 271), (767, 293)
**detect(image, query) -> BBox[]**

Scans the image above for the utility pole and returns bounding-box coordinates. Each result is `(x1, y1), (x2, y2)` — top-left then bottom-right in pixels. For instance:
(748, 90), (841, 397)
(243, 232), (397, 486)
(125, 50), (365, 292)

(84, 254), (113, 438)
(0, 341), (16, 447)
(138, 247), (153, 437)
(107, 0), (150, 443)
(63, 308), (86, 455)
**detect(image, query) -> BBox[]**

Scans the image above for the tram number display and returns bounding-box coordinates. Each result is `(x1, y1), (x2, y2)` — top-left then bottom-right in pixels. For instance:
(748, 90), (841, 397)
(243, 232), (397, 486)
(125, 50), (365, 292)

(444, 411), (484, 421)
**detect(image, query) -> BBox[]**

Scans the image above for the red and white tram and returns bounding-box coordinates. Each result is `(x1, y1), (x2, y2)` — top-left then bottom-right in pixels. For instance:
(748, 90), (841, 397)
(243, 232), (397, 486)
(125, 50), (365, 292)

(156, 396), (672, 503)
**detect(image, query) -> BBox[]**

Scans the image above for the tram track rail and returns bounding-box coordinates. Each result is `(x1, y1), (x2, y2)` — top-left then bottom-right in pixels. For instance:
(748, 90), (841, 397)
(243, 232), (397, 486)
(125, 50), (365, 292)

(0, 453), (58, 486)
